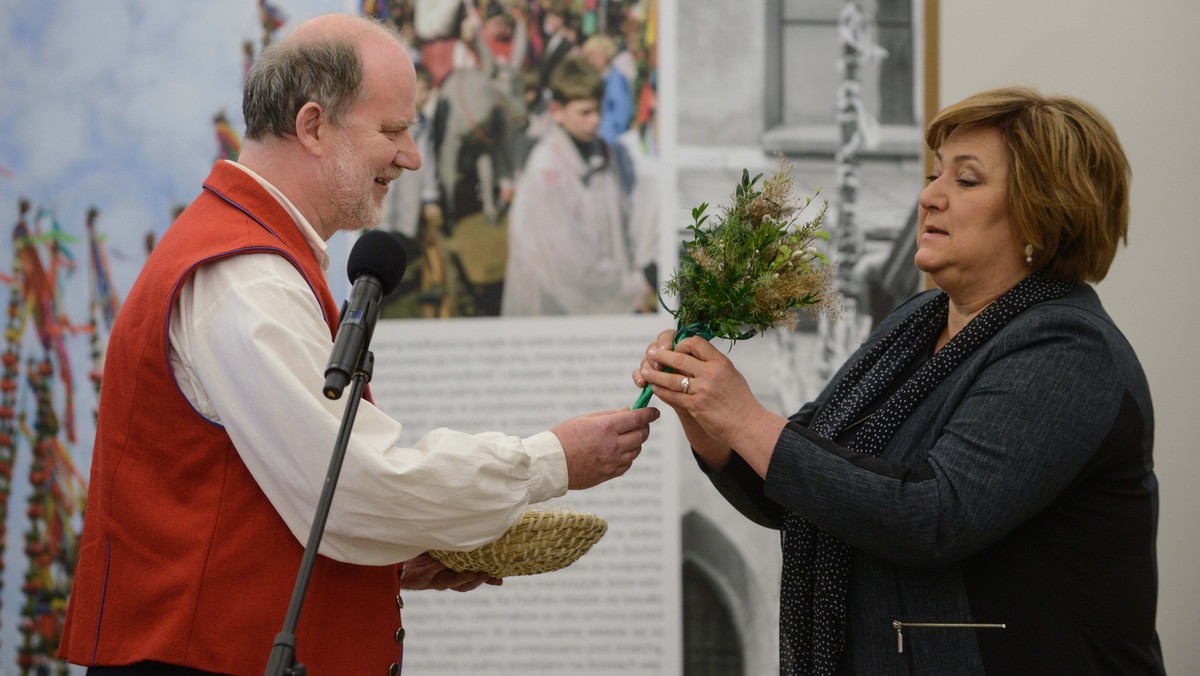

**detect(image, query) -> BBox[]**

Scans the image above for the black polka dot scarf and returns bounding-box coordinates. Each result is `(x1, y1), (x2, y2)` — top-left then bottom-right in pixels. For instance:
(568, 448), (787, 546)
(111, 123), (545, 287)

(778, 269), (1076, 674)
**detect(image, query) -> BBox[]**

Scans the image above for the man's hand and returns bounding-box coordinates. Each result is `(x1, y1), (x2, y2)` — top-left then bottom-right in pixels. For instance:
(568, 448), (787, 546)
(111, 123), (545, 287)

(552, 407), (660, 490)
(400, 552), (502, 592)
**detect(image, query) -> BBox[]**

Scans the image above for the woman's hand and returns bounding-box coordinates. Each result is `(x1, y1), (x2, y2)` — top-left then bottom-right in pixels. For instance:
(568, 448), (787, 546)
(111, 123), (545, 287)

(642, 334), (763, 442)
(634, 330), (728, 466)
(628, 331), (787, 473)
(633, 330), (697, 417)
(634, 330), (787, 475)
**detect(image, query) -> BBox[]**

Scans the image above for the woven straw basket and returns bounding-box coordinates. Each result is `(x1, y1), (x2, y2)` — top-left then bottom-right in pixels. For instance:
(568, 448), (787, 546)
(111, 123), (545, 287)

(428, 510), (607, 577)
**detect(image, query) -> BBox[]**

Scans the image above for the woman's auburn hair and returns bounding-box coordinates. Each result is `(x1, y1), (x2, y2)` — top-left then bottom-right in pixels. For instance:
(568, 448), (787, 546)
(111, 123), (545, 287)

(926, 86), (1131, 283)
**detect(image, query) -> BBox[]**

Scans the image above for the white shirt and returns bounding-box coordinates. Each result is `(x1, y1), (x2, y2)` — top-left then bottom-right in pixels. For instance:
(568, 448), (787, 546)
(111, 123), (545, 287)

(167, 162), (568, 565)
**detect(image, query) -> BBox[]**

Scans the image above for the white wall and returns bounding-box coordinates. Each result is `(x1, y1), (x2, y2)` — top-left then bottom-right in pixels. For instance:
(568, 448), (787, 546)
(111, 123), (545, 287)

(939, 2), (1200, 671)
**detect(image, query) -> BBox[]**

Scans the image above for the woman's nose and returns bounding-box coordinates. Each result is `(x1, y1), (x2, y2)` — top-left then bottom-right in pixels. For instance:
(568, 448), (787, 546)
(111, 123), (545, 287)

(918, 177), (945, 212)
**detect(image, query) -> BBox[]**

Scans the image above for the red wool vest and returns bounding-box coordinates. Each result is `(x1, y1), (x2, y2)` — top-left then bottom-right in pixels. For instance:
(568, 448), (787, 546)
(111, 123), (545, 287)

(60, 162), (404, 674)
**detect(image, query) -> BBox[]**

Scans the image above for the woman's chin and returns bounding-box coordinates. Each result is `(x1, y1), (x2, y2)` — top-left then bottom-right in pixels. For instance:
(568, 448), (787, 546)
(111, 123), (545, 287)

(913, 252), (940, 275)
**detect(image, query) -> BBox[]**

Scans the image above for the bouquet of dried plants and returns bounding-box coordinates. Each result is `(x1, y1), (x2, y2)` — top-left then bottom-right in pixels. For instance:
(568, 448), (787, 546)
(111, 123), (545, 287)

(634, 160), (839, 408)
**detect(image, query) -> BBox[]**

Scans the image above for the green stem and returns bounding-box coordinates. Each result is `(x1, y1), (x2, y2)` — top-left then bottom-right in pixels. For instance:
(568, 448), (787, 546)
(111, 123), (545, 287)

(631, 381), (656, 410)
(631, 323), (714, 409)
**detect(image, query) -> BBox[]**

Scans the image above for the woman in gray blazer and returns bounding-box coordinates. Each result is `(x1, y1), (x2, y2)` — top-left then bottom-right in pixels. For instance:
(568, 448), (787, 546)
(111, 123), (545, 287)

(635, 87), (1164, 675)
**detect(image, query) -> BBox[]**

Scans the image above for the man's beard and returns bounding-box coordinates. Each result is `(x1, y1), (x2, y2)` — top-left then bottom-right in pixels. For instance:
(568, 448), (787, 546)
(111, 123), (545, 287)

(322, 136), (383, 232)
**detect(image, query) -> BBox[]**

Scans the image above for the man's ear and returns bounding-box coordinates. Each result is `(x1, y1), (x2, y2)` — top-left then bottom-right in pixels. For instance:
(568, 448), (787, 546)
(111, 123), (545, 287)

(295, 101), (327, 155)
(548, 99), (563, 123)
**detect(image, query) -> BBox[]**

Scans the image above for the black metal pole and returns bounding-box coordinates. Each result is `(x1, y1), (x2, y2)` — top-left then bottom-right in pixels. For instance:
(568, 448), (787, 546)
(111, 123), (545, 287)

(264, 349), (375, 676)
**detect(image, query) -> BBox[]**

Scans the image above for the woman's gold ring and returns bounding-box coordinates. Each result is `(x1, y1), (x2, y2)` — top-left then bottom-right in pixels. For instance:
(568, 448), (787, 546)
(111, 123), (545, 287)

(680, 377), (690, 394)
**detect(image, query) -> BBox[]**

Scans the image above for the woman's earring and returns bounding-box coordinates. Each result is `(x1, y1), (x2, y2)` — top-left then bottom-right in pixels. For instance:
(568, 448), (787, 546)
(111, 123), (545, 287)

(1024, 244), (1034, 266)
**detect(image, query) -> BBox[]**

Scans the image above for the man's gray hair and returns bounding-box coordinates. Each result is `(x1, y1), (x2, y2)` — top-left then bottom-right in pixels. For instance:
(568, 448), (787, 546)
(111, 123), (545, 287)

(242, 36), (365, 141)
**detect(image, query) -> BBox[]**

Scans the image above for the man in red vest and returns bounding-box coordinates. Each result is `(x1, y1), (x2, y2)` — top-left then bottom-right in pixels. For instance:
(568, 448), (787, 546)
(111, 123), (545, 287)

(60, 13), (660, 675)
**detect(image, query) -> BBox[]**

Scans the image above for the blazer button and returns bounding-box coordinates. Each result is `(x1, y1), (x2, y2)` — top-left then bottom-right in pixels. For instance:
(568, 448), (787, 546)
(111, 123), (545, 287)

(395, 627), (406, 643)
(395, 593), (405, 610)
(388, 662), (400, 676)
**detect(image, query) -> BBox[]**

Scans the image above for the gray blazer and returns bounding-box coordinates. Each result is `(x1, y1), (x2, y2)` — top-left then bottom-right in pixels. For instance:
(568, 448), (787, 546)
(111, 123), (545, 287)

(709, 284), (1165, 675)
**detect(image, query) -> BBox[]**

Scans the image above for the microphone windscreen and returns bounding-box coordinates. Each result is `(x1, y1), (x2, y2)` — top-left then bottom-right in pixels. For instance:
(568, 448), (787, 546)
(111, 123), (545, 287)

(346, 230), (408, 295)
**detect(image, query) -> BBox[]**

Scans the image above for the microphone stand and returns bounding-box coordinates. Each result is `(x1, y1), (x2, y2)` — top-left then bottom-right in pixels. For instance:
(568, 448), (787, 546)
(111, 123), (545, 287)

(264, 348), (375, 676)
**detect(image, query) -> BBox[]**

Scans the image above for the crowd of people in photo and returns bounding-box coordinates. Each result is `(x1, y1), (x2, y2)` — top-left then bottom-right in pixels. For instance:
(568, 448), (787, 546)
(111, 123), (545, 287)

(372, 0), (660, 317)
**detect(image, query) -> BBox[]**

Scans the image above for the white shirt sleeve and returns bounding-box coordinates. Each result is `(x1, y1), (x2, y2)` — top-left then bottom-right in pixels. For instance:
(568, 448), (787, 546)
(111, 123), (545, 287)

(169, 253), (568, 565)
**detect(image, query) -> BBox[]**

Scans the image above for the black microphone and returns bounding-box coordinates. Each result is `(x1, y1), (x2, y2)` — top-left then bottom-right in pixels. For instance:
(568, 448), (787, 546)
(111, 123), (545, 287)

(322, 230), (408, 399)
